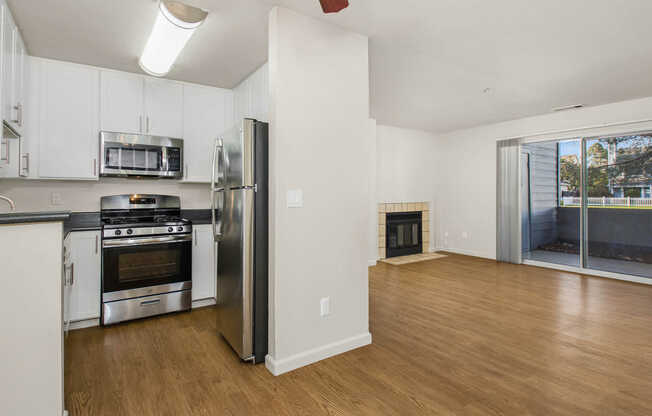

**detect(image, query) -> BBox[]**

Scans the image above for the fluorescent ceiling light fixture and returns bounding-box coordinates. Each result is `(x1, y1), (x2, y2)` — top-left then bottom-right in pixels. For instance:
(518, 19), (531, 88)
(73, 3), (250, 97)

(139, 1), (208, 77)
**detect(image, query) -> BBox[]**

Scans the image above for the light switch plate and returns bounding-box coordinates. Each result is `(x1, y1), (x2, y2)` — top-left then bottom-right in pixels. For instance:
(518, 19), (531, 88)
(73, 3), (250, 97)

(320, 297), (330, 317)
(287, 189), (303, 208)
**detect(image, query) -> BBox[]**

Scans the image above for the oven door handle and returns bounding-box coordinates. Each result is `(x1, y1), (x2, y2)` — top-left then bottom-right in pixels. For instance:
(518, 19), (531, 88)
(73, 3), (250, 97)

(102, 234), (192, 248)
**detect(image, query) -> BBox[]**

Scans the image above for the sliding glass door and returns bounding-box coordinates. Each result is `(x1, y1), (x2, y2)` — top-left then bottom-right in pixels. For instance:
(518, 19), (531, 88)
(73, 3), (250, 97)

(521, 139), (581, 267)
(584, 134), (652, 277)
(521, 132), (652, 279)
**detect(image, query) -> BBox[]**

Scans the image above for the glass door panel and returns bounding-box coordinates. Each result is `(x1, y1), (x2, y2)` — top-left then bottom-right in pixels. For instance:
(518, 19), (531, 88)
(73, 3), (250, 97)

(584, 135), (652, 278)
(521, 139), (581, 267)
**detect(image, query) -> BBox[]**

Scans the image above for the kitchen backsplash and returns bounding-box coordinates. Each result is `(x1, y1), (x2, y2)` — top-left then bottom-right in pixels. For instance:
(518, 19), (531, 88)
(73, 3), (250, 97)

(0, 178), (210, 213)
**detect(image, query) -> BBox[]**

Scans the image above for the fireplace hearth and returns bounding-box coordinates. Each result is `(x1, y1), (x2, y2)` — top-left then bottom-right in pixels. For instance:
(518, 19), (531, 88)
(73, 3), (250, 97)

(386, 211), (422, 258)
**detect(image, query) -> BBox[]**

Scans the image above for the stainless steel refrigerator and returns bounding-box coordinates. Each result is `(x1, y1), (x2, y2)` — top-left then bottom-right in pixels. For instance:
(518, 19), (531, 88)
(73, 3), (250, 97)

(211, 118), (268, 364)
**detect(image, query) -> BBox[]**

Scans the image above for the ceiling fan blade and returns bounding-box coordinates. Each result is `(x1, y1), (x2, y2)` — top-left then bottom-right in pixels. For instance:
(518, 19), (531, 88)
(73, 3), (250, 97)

(319, 0), (349, 14)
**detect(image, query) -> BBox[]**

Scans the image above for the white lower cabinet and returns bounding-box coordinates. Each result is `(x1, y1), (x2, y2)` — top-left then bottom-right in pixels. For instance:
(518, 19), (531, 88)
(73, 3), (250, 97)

(192, 224), (216, 302)
(68, 231), (101, 322)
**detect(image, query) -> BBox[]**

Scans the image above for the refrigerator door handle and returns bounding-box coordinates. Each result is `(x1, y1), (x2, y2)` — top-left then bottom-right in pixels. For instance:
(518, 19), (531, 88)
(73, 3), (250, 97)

(212, 190), (225, 242)
(211, 138), (225, 242)
(211, 138), (224, 191)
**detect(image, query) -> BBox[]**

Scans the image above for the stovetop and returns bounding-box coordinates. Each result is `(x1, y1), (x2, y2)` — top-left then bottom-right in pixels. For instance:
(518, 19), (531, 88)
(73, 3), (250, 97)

(102, 216), (190, 227)
(99, 195), (193, 238)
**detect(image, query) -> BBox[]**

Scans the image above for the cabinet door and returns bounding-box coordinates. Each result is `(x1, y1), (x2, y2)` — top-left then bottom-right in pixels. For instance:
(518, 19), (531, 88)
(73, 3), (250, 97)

(39, 60), (99, 179)
(11, 30), (25, 133)
(63, 235), (72, 336)
(1, 6), (14, 127)
(69, 231), (101, 322)
(0, 134), (18, 177)
(100, 70), (144, 134)
(192, 224), (215, 301)
(144, 78), (183, 138)
(183, 85), (228, 182)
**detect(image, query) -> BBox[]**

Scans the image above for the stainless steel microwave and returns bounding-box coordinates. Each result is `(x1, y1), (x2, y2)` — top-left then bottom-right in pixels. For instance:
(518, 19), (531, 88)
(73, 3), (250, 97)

(99, 131), (183, 178)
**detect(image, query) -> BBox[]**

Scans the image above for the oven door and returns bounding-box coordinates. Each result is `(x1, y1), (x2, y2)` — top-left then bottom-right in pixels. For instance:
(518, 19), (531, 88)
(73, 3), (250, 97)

(102, 234), (192, 300)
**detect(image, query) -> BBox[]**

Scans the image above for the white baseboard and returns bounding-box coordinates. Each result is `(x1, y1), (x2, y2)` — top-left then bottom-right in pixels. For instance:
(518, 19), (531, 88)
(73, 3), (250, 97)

(368, 259), (377, 266)
(69, 318), (99, 330)
(192, 298), (216, 308)
(436, 246), (495, 260)
(265, 331), (372, 376)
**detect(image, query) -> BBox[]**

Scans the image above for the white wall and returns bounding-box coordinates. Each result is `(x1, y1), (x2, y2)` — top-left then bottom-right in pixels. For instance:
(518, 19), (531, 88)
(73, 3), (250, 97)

(376, 125), (442, 253)
(0, 179), (209, 213)
(437, 96), (652, 259)
(266, 6), (371, 375)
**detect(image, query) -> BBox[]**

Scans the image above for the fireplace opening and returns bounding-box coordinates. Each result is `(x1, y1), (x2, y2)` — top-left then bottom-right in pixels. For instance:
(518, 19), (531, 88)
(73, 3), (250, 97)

(386, 211), (422, 258)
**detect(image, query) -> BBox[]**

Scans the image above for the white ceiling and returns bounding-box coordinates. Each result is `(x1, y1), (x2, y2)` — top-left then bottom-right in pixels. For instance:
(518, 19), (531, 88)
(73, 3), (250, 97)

(6, 0), (271, 88)
(9, 0), (652, 133)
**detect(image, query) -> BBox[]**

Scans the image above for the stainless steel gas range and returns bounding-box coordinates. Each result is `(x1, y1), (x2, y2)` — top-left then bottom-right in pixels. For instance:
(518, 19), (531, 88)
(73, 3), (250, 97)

(100, 194), (192, 325)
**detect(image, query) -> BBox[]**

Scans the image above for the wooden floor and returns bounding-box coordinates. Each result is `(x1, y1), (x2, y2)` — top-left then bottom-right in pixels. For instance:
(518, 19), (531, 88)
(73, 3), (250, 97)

(65, 254), (652, 415)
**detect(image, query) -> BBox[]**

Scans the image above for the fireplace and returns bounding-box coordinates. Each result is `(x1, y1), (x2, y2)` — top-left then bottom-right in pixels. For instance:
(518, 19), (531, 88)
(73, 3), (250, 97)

(386, 211), (422, 258)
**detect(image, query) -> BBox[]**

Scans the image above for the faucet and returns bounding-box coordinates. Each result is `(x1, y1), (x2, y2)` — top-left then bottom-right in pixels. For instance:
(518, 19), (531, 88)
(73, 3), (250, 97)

(0, 194), (15, 211)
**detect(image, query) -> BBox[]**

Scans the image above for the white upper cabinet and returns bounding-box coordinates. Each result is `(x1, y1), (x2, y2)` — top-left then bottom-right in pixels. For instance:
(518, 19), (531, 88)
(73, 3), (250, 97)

(9, 27), (25, 131)
(1, 4), (13, 129)
(38, 60), (99, 179)
(1, 5), (25, 135)
(183, 84), (230, 182)
(99, 72), (183, 138)
(100, 70), (144, 134)
(233, 63), (268, 124)
(144, 78), (183, 138)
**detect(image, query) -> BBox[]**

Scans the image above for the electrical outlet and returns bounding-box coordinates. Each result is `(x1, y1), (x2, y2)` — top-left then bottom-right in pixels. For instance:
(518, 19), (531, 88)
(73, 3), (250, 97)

(51, 192), (62, 206)
(320, 297), (330, 317)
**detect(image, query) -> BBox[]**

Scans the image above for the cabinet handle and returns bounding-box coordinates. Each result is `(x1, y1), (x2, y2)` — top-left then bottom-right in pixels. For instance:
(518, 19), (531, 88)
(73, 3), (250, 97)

(20, 153), (29, 176)
(146, 116), (150, 133)
(93, 158), (97, 176)
(185, 163), (188, 179)
(194, 229), (197, 246)
(95, 235), (99, 254)
(139, 115), (143, 133)
(11, 103), (21, 125)
(70, 263), (75, 286)
(0, 139), (9, 163)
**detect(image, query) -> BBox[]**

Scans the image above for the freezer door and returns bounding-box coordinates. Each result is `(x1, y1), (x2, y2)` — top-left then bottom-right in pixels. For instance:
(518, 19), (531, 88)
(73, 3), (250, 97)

(217, 188), (255, 359)
(223, 119), (255, 189)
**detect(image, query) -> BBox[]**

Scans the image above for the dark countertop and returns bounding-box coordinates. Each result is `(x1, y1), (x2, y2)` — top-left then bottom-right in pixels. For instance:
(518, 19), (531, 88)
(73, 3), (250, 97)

(0, 211), (71, 225)
(181, 209), (214, 225)
(65, 212), (102, 233)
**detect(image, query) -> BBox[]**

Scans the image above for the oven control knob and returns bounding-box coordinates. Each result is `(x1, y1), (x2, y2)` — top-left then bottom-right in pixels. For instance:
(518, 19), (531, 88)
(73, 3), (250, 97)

(126, 229), (133, 235)
(177, 226), (184, 232)
(168, 227), (174, 233)
(114, 230), (122, 236)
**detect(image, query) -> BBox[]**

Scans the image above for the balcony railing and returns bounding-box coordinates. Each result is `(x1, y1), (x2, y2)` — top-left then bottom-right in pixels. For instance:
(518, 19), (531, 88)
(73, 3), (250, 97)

(561, 196), (652, 208)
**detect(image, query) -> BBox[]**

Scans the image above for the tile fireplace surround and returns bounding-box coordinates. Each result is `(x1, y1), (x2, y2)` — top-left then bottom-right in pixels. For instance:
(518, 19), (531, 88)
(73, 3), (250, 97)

(378, 202), (430, 259)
